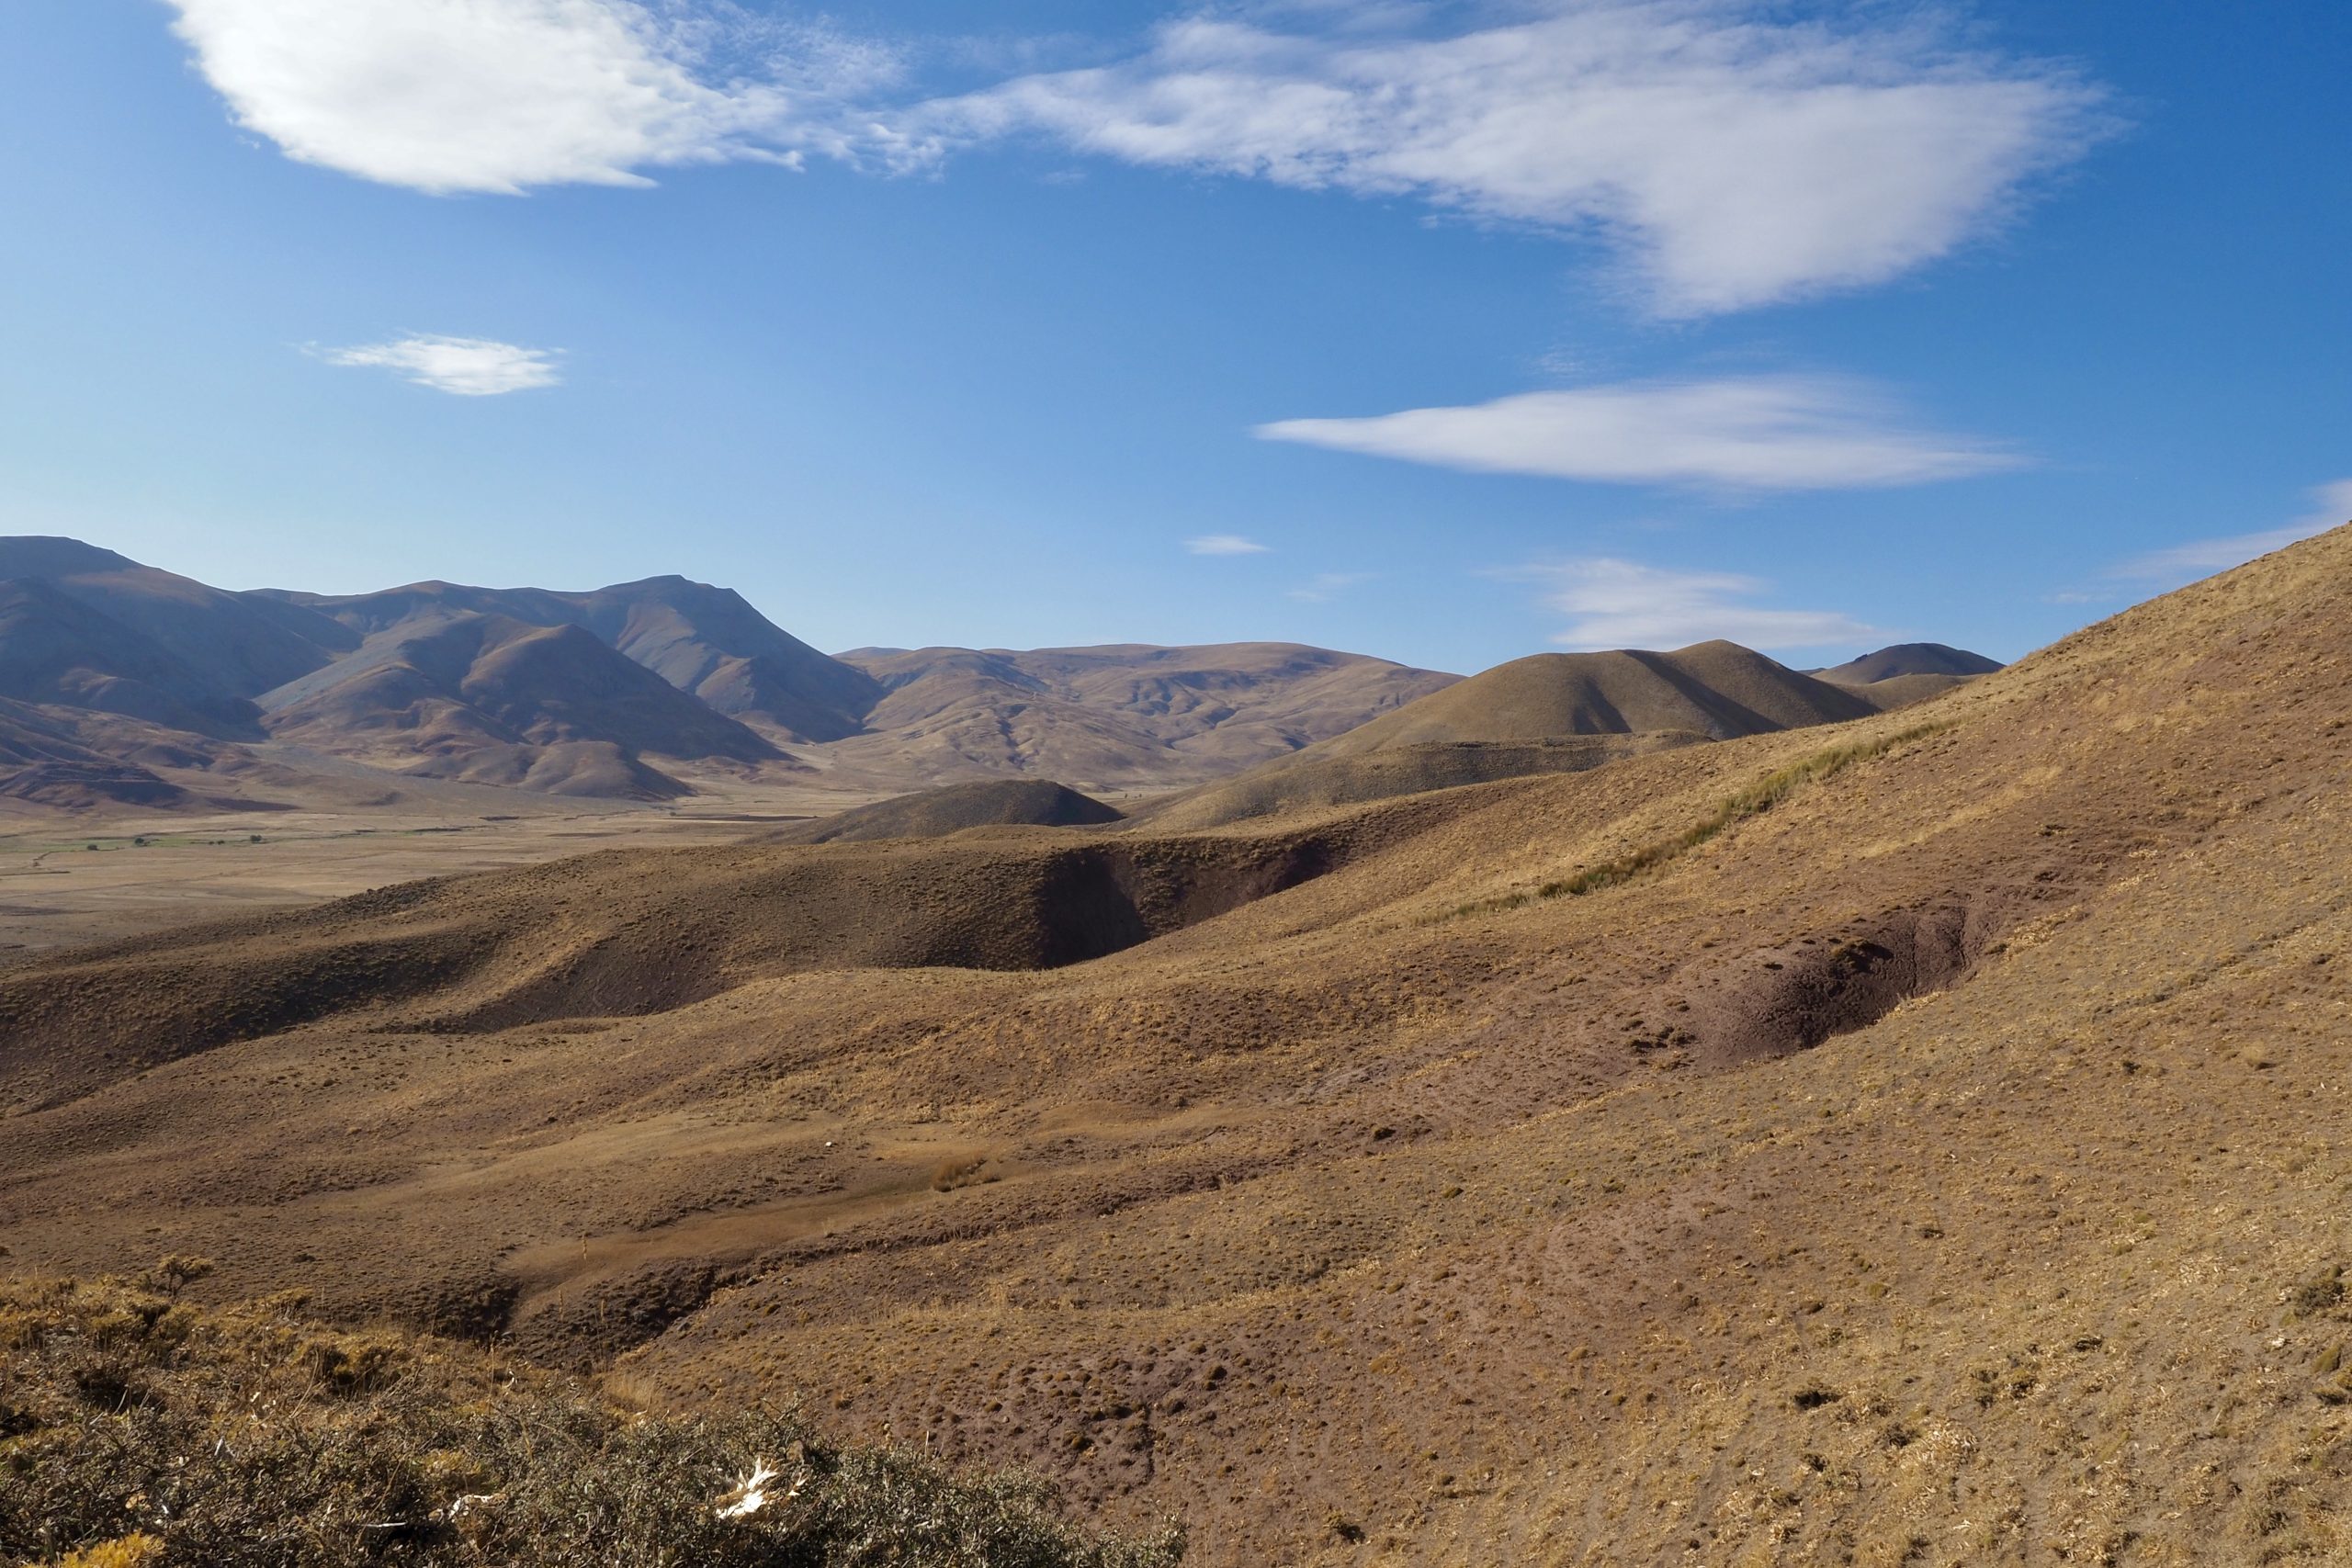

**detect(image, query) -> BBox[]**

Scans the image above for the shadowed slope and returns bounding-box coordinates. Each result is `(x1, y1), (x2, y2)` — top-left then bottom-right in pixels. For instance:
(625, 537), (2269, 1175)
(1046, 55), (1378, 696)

(0, 579), (263, 738)
(256, 613), (785, 798)
(0, 536), (351, 701)
(0, 696), (193, 809)
(0, 805), (1413, 1110)
(1816, 640), (2004, 683)
(271, 575), (883, 741)
(775, 780), (1125, 844)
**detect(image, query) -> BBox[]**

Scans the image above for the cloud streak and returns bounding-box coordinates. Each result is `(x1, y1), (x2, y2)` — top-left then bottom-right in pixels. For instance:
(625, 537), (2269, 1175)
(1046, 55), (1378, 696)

(1258, 376), (2019, 492)
(2109, 479), (2352, 583)
(936, 4), (2111, 314)
(320, 335), (563, 395)
(1510, 558), (1878, 651)
(1288, 570), (1373, 603)
(1187, 534), (1272, 556)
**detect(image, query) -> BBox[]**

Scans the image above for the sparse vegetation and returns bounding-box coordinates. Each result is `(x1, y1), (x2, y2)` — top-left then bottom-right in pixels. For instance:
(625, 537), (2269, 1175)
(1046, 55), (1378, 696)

(0, 1272), (1182, 1568)
(932, 1157), (999, 1192)
(1443, 719), (1954, 919)
(2288, 1266), (2346, 1317)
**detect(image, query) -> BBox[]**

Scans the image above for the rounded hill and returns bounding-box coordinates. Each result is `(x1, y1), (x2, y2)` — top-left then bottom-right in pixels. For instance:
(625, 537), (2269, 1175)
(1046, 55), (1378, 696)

(774, 779), (1125, 844)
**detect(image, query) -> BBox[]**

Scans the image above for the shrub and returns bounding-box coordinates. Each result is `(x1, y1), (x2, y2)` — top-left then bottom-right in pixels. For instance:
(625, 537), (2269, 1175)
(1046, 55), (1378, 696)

(932, 1158), (998, 1193)
(0, 1273), (1182, 1568)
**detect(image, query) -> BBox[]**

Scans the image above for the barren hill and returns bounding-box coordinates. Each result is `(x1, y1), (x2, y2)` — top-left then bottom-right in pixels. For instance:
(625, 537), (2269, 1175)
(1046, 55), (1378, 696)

(0, 577), (264, 738)
(1313, 639), (1875, 756)
(827, 641), (1457, 787)
(270, 575), (883, 742)
(1126, 733), (1709, 831)
(8, 527), (2352, 1562)
(0, 538), (1469, 807)
(0, 696), (196, 809)
(258, 612), (784, 799)
(1815, 639), (2004, 683)
(0, 535), (350, 701)
(775, 779), (1124, 844)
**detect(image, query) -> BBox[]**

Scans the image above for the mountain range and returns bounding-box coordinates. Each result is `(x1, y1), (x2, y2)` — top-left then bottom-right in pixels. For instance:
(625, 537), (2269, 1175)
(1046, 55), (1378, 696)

(0, 536), (1995, 813)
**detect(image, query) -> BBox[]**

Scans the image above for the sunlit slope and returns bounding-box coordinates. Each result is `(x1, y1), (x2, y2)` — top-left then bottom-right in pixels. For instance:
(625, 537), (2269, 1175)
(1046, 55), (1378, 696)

(3, 528), (2349, 1562)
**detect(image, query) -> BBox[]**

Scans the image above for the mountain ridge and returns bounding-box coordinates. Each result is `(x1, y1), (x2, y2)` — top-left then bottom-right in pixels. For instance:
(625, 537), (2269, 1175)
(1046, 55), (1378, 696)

(0, 536), (1995, 808)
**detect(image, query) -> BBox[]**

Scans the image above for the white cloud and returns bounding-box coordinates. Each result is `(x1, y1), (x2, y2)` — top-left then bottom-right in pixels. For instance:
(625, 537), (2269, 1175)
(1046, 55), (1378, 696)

(164, 3), (2108, 316)
(1511, 558), (1877, 651)
(1187, 534), (1272, 555)
(164, 0), (900, 195)
(933, 3), (2110, 314)
(2109, 479), (2352, 582)
(320, 335), (563, 395)
(1287, 570), (1373, 602)
(1257, 375), (2018, 492)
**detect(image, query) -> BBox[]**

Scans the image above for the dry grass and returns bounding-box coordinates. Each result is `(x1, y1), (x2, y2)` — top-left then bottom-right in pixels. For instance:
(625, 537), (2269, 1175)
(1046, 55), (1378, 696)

(1443, 719), (1954, 919)
(0, 1271), (1182, 1567)
(932, 1157), (998, 1193)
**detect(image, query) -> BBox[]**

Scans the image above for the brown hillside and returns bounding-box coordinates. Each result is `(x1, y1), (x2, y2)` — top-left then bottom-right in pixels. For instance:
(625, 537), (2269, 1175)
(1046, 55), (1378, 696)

(257, 613), (785, 798)
(775, 779), (1124, 844)
(1315, 639), (1874, 756)
(829, 642), (1458, 787)
(1127, 733), (1708, 831)
(0, 697), (194, 810)
(0, 578), (264, 738)
(1849, 670), (1979, 709)
(0, 536), (349, 700)
(8, 529), (2352, 1562)
(272, 574), (883, 741)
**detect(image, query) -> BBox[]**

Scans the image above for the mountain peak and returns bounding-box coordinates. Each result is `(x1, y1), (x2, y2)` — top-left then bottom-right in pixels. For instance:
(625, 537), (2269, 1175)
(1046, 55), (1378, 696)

(0, 536), (142, 581)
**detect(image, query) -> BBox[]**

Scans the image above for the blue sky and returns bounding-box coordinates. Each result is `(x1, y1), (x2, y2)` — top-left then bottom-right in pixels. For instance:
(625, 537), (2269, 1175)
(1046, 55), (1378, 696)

(0, 1), (2344, 674)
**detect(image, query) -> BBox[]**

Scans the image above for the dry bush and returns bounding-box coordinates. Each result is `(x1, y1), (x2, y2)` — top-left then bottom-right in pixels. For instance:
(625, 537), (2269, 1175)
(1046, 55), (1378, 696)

(0, 1271), (1182, 1567)
(931, 1158), (998, 1193)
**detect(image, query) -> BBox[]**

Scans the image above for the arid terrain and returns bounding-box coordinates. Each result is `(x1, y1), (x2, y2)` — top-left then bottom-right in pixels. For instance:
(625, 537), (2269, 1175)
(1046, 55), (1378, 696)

(0, 538), (1461, 817)
(6, 524), (2349, 1563)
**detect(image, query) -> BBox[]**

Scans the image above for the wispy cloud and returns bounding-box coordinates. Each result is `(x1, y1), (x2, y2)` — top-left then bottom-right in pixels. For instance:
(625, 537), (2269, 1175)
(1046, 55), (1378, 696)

(163, 4), (2110, 317)
(2109, 479), (2352, 583)
(1509, 558), (1878, 651)
(164, 0), (902, 195)
(320, 335), (563, 395)
(1258, 376), (2019, 492)
(933, 4), (2112, 315)
(1187, 534), (1272, 556)
(1287, 570), (1372, 603)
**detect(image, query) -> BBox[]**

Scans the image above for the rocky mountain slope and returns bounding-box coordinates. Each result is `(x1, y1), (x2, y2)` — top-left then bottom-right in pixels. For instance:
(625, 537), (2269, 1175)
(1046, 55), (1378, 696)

(0, 539), (1480, 806)
(266, 575), (885, 743)
(257, 612), (785, 800)
(4, 527), (2346, 1562)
